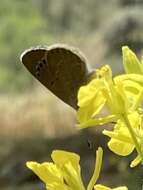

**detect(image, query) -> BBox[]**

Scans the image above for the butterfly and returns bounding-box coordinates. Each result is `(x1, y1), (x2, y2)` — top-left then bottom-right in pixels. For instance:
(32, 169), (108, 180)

(20, 44), (94, 109)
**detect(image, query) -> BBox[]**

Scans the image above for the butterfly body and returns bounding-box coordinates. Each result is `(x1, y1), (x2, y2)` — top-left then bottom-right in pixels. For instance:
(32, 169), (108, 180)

(21, 44), (93, 109)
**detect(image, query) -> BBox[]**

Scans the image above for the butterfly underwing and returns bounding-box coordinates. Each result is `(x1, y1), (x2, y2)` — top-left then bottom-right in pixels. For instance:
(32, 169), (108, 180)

(20, 44), (94, 109)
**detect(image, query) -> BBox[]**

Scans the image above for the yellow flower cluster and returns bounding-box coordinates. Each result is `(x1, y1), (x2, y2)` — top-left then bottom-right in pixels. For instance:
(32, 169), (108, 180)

(27, 147), (127, 190)
(77, 46), (143, 167)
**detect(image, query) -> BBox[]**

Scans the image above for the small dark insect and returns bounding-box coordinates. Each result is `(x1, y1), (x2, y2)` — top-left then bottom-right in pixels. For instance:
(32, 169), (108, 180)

(111, 122), (117, 124)
(87, 140), (93, 150)
(87, 139), (97, 155)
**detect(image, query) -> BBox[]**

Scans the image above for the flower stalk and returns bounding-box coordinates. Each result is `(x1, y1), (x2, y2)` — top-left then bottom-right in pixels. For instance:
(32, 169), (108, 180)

(122, 114), (143, 162)
(87, 147), (103, 190)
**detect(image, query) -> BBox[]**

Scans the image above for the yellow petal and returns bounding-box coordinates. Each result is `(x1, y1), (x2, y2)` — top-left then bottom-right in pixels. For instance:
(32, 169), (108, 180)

(122, 80), (143, 96)
(77, 79), (101, 107)
(120, 79), (143, 110)
(103, 130), (134, 145)
(26, 161), (63, 184)
(51, 150), (80, 172)
(101, 76), (125, 115)
(77, 88), (106, 129)
(103, 118), (134, 144)
(114, 74), (143, 87)
(77, 79), (106, 121)
(77, 74), (107, 129)
(62, 162), (85, 190)
(107, 138), (134, 156)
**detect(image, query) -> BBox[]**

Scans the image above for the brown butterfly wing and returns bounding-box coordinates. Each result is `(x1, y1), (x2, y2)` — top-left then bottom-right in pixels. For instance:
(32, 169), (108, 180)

(21, 44), (90, 109)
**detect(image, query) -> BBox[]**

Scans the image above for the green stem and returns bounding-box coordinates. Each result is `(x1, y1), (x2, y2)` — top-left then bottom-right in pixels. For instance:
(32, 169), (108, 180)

(122, 114), (143, 162)
(87, 147), (103, 190)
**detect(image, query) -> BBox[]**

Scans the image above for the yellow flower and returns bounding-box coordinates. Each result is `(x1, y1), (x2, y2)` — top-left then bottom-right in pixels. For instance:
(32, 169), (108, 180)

(78, 64), (142, 124)
(26, 148), (128, 190)
(77, 46), (143, 165)
(77, 63), (143, 129)
(27, 150), (84, 190)
(103, 112), (143, 167)
(77, 65), (126, 129)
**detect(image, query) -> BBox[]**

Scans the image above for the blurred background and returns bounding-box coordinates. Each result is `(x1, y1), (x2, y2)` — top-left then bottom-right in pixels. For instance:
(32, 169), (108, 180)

(0, 0), (143, 189)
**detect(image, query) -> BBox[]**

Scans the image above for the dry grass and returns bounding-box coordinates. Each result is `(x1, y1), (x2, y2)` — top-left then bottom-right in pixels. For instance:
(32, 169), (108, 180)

(0, 86), (79, 139)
